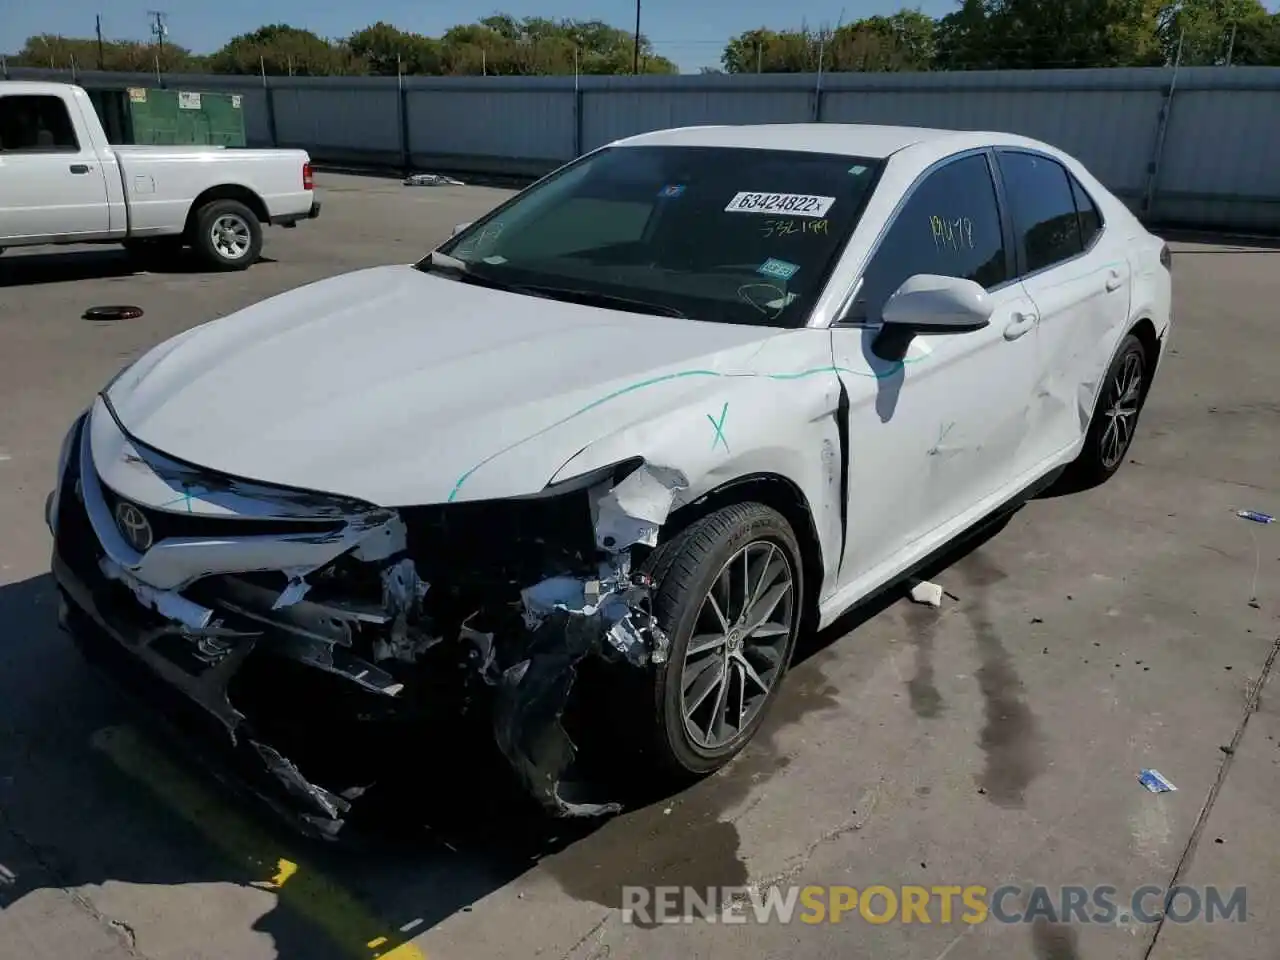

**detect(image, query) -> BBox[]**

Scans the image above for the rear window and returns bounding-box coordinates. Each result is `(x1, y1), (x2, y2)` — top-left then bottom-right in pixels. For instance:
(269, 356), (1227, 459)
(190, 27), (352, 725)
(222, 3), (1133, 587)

(434, 145), (883, 328)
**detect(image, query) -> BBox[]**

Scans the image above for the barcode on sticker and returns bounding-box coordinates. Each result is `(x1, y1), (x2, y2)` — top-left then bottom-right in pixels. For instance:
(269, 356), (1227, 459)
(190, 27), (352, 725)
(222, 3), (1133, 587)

(725, 192), (835, 218)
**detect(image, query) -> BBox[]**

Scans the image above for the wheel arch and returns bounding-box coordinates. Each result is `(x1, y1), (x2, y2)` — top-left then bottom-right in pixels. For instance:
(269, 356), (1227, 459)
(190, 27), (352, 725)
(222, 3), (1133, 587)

(661, 472), (825, 634)
(1127, 315), (1161, 401)
(184, 184), (269, 236)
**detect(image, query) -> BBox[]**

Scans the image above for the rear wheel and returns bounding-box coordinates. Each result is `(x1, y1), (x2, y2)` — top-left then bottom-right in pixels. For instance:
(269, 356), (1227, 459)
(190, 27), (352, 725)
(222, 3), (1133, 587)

(641, 503), (803, 776)
(1065, 333), (1148, 487)
(192, 199), (262, 271)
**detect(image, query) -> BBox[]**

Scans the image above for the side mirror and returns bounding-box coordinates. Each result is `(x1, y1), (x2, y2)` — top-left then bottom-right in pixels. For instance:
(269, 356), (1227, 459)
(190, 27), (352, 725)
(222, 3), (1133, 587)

(451, 221), (472, 237)
(881, 274), (993, 332)
(873, 274), (993, 361)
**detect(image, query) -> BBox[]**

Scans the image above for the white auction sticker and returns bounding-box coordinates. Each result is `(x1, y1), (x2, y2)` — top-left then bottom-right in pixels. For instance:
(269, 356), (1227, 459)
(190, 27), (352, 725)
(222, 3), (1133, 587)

(724, 192), (835, 217)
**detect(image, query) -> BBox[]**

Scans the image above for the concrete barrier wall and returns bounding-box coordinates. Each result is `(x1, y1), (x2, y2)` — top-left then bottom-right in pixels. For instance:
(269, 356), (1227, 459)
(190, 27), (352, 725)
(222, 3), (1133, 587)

(7, 65), (1280, 231)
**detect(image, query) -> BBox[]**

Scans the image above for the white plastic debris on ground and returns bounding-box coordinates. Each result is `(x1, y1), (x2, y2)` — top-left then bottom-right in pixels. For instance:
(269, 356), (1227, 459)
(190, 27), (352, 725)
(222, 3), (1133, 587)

(908, 579), (944, 608)
(403, 173), (465, 187)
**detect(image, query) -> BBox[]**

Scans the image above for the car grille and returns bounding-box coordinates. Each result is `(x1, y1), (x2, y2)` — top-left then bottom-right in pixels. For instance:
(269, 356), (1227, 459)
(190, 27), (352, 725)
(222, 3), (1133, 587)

(99, 485), (345, 543)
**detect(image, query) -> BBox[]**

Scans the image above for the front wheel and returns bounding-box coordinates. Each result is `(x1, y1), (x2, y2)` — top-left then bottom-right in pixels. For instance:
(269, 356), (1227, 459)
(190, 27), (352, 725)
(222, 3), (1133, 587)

(192, 199), (262, 271)
(1065, 333), (1148, 487)
(641, 503), (803, 776)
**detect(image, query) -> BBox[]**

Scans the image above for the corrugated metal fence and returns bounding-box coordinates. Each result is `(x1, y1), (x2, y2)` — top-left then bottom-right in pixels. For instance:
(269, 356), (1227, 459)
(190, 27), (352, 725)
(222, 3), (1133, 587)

(7, 65), (1280, 231)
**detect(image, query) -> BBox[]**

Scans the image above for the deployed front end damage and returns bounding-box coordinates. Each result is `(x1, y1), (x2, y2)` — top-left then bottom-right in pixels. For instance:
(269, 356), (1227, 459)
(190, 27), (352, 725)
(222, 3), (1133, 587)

(50, 401), (685, 836)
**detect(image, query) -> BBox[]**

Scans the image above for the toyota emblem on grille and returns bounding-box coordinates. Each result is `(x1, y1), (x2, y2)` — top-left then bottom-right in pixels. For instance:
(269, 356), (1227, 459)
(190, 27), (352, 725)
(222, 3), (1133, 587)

(114, 501), (154, 552)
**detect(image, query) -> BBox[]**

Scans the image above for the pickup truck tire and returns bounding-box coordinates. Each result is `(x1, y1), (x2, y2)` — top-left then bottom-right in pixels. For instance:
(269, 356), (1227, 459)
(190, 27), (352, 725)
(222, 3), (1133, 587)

(192, 199), (262, 271)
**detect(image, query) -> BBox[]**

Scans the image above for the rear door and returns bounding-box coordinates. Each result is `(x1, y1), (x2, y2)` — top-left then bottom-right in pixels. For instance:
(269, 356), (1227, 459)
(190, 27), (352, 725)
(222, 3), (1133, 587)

(0, 93), (111, 243)
(994, 150), (1132, 466)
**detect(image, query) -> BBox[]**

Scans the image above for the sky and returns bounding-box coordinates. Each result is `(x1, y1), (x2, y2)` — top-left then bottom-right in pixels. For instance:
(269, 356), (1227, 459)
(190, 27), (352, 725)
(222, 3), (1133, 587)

(0, 0), (960, 73)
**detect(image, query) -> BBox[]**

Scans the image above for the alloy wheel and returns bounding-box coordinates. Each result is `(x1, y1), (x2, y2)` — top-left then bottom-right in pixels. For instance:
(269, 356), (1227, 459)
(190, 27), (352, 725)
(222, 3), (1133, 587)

(1099, 350), (1144, 469)
(211, 214), (252, 260)
(680, 540), (795, 750)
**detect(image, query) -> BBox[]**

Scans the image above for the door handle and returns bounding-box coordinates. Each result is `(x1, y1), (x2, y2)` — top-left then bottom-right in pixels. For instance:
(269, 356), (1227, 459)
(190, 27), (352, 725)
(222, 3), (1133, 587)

(1003, 312), (1037, 341)
(69, 164), (90, 174)
(1105, 269), (1123, 292)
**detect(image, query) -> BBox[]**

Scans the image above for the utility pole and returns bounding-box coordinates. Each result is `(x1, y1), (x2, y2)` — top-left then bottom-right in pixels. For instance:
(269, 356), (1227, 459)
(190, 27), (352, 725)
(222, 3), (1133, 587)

(632, 0), (641, 74)
(95, 14), (105, 70)
(148, 11), (167, 58)
(1225, 22), (1237, 66)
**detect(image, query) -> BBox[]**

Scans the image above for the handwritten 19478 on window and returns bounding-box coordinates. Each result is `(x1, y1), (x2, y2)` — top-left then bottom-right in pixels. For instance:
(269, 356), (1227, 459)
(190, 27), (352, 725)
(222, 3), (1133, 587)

(930, 215), (974, 251)
(760, 219), (830, 238)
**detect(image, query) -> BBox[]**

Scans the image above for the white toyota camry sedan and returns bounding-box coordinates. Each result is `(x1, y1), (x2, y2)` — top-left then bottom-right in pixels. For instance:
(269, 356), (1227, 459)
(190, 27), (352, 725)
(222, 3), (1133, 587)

(48, 123), (1172, 834)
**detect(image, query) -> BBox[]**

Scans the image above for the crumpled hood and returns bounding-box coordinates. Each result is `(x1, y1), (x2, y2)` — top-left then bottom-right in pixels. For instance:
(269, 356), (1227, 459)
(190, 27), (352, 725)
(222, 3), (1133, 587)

(106, 265), (779, 505)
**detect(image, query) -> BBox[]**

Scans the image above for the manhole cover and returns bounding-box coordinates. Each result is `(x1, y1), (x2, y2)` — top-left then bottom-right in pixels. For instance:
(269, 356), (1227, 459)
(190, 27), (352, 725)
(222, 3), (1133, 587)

(83, 305), (144, 321)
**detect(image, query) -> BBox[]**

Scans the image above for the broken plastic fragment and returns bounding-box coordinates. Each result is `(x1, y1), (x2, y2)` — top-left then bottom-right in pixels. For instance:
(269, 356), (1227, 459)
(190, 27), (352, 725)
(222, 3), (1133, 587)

(460, 618), (498, 682)
(272, 576), (311, 611)
(606, 614), (650, 667)
(520, 576), (589, 629)
(648, 622), (671, 665)
(908, 579), (944, 608)
(592, 464), (688, 551)
(351, 513), (409, 561)
(99, 556), (213, 630)
(373, 558), (438, 662)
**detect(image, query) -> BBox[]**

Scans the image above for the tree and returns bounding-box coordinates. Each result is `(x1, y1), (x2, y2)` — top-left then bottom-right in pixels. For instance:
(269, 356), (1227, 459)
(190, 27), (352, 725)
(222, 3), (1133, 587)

(12, 33), (194, 72)
(1158, 0), (1273, 64)
(1227, 12), (1280, 64)
(348, 22), (441, 75)
(436, 15), (676, 75)
(208, 24), (360, 75)
(722, 13), (935, 73)
(933, 0), (1165, 69)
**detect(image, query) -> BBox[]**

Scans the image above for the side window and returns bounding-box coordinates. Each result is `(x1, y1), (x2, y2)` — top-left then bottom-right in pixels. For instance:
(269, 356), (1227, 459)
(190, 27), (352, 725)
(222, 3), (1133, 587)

(0, 95), (80, 153)
(852, 153), (1007, 322)
(997, 151), (1083, 274)
(1070, 176), (1103, 249)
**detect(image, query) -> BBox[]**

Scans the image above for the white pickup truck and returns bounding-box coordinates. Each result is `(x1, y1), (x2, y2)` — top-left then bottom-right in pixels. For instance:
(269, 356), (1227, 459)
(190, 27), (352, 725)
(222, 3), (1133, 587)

(0, 81), (319, 270)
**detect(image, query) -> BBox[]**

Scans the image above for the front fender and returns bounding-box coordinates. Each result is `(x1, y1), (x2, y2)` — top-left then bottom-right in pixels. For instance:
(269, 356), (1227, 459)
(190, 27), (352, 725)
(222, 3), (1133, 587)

(552, 333), (847, 599)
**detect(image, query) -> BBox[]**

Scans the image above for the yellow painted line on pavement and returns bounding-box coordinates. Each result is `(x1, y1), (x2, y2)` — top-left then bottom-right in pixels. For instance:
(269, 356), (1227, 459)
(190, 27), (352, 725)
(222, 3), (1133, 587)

(90, 724), (427, 960)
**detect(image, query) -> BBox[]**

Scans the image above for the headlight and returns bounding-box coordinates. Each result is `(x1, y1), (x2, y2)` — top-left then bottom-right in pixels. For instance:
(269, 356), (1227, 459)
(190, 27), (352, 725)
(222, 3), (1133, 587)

(544, 457), (644, 495)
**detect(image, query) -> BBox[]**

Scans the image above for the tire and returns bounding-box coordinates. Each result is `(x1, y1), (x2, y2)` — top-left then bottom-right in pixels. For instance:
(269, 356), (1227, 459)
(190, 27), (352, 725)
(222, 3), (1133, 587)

(191, 199), (262, 271)
(640, 502), (804, 776)
(1065, 333), (1149, 487)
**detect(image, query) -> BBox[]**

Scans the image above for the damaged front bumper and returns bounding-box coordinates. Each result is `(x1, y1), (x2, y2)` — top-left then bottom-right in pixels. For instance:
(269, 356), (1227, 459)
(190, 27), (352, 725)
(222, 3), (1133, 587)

(50, 402), (681, 837)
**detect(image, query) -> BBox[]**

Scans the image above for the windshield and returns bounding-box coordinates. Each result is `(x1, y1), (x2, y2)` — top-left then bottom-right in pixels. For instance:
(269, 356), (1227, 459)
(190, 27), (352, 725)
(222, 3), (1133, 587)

(427, 145), (883, 328)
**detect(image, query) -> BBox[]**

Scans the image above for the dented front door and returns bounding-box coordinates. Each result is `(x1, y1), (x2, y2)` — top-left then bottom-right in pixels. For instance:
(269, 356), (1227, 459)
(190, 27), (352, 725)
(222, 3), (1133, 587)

(829, 285), (1040, 583)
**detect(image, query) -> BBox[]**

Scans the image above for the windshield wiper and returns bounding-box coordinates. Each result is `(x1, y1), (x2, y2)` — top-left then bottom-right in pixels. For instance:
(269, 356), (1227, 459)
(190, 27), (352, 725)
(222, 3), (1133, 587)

(417, 251), (544, 297)
(419, 253), (685, 317)
(520, 284), (687, 319)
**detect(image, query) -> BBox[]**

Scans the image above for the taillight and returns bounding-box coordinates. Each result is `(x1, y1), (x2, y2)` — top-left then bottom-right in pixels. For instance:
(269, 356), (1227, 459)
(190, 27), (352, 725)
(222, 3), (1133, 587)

(302, 162), (313, 191)
(1159, 243), (1172, 270)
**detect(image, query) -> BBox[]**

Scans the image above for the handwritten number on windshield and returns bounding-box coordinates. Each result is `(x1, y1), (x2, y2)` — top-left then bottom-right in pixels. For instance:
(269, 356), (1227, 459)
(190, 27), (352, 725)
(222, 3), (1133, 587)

(760, 218), (829, 238)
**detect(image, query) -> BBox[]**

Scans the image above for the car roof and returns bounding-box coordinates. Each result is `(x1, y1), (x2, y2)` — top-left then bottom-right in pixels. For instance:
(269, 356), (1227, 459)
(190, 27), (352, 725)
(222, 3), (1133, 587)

(612, 123), (1054, 162)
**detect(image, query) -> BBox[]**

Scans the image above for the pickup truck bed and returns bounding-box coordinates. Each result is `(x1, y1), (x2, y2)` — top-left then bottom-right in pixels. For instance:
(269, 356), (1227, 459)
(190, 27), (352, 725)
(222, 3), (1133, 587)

(0, 82), (319, 270)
